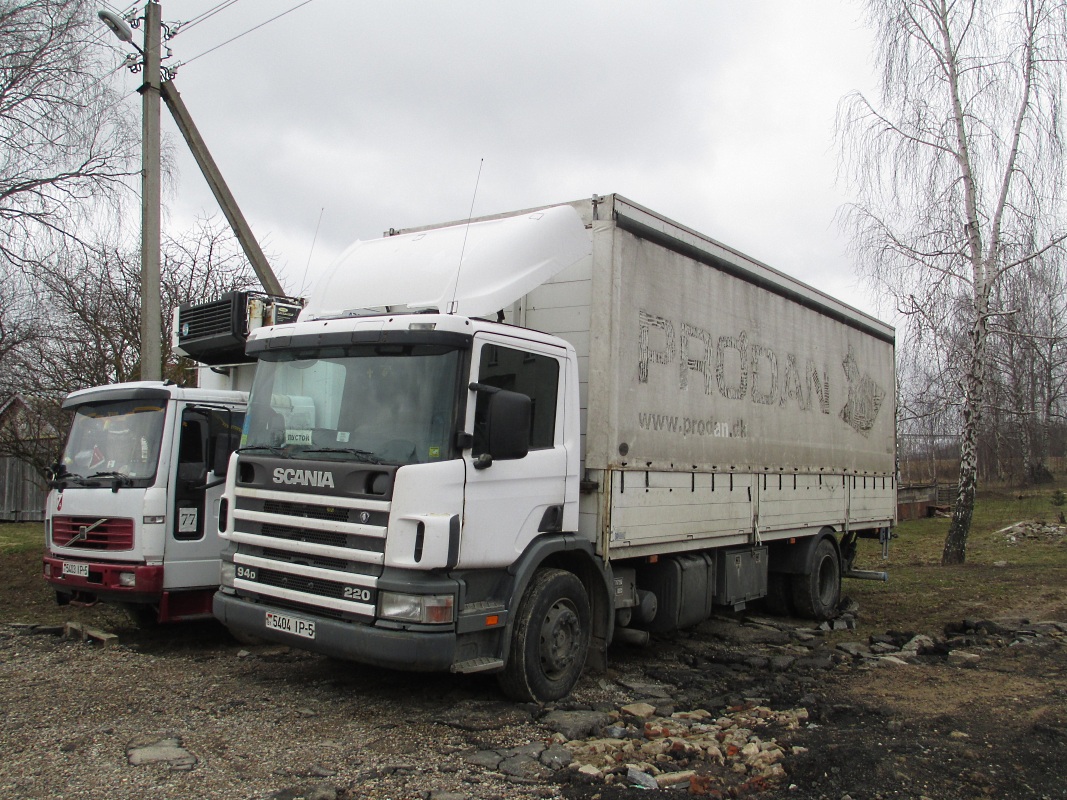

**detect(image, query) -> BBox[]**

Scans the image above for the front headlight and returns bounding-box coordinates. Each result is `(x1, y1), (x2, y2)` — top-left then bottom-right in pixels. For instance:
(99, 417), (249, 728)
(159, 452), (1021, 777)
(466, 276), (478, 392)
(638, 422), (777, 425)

(379, 591), (454, 624)
(118, 572), (136, 587)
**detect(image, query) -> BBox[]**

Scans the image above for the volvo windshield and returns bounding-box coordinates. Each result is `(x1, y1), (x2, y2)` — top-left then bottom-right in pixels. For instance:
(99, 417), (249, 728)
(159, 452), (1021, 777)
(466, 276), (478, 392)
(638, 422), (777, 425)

(242, 344), (463, 466)
(60, 399), (167, 485)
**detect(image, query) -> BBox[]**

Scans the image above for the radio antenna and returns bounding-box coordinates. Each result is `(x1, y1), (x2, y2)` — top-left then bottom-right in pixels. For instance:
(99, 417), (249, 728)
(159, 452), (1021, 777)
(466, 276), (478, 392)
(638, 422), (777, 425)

(300, 206), (325, 295)
(448, 158), (483, 314)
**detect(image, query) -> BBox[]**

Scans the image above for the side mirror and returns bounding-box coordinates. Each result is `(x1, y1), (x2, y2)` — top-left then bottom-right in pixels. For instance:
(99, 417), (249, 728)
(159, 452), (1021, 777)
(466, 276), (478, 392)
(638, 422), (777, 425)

(213, 433), (239, 478)
(471, 384), (531, 465)
(47, 461), (67, 489)
(178, 461), (208, 487)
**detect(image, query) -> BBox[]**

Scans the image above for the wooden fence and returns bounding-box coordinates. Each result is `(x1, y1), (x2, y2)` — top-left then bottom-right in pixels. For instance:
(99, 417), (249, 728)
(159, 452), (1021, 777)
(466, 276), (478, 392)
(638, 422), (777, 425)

(0, 456), (46, 522)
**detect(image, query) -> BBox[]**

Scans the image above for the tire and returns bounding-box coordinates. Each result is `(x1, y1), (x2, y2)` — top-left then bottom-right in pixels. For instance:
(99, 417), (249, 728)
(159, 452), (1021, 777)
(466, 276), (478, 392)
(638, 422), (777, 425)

(123, 602), (160, 628)
(763, 572), (794, 616)
(497, 568), (591, 703)
(790, 537), (841, 620)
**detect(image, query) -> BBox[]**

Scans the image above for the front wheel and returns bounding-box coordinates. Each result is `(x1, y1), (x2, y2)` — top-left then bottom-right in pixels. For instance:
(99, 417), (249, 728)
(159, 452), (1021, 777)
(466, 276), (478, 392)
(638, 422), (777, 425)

(497, 568), (591, 703)
(123, 602), (160, 628)
(790, 537), (841, 620)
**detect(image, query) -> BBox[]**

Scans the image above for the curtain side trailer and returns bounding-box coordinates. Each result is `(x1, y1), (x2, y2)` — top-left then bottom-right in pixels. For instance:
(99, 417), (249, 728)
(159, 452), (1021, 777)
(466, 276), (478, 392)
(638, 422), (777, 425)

(213, 195), (895, 700)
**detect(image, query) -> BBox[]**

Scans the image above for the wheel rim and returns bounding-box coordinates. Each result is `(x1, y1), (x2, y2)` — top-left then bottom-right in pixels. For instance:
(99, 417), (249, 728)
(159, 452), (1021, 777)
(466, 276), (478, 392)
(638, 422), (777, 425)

(539, 598), (582, 679)
(817, 553), (839, 606)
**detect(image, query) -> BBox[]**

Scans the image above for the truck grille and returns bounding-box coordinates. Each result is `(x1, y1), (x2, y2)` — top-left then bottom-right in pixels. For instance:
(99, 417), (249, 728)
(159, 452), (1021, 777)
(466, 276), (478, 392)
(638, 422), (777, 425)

(259, 522), (386, 555)
(259, 547), (380, 576)
(257, 566), (350, 600)
(231, 483), (388, 619)
(263, 499), (387, 526)
(52, 516), (134, 550)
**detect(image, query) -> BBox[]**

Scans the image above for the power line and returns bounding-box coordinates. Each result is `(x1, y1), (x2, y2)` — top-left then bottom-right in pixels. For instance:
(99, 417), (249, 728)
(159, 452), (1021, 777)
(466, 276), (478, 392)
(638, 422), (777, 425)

(179, 0), (316, 68)
(176, 0), (243, 35)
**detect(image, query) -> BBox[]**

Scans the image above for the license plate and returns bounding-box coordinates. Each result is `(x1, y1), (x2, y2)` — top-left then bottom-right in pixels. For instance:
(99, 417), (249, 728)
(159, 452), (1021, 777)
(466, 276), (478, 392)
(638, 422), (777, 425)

(264, 611), (316, 639)
(62, 561), (89, 578)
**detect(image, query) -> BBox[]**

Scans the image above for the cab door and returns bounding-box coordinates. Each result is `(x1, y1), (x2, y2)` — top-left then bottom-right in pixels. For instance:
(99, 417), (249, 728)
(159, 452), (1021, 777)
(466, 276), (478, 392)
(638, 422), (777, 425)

(458, 335), (570, 569)
(164, 405), (244, 589)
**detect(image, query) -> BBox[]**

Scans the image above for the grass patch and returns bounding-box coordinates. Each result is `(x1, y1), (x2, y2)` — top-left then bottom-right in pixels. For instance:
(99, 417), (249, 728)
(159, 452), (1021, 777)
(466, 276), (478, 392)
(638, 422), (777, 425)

(0, 522), (44, 555)
(845, 485), (1067, 637)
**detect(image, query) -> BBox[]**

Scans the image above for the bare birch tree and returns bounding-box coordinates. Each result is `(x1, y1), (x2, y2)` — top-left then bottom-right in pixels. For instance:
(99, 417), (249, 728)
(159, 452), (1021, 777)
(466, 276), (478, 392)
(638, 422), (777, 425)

(840, 0), (1067, 564)
(0, 0), (139, 269)
(0, 0), (140, 382)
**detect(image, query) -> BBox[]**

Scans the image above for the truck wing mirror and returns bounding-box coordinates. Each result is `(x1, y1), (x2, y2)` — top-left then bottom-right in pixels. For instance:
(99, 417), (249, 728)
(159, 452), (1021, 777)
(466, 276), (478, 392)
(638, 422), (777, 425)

(470, 383), (531, 465)
(46, 461), (67, 488)
(213, 433), (239, 478)
(178, 461), (208, 488)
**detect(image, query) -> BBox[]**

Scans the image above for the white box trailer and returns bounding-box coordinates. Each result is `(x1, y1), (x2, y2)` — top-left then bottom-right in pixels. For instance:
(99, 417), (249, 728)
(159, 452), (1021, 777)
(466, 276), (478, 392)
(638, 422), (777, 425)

(213, 194), (895, 700)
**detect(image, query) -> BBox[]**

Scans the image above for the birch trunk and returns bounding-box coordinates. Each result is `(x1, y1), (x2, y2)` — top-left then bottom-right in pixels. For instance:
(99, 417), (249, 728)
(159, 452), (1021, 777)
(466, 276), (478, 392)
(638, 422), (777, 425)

(943, 298), (988, 564)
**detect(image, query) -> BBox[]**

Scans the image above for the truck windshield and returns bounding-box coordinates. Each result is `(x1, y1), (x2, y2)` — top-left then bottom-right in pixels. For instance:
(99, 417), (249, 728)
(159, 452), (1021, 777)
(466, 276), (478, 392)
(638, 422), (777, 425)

(242, 344), (462, 465)
(61, 399), (167, 483)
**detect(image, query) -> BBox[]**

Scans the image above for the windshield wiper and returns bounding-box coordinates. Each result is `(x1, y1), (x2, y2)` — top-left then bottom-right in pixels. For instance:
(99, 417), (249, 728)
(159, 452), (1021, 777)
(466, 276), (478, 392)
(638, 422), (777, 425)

(235, 445), (291, 458)
(87, 471), (133, 492)
(301, 447), (381, 464)
(87, 470), (132, 483)
(53, 474), (94, 487)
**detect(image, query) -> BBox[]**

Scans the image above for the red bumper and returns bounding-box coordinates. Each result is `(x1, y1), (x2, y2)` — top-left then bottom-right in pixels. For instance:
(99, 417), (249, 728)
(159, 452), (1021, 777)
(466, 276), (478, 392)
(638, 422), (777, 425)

(42, 555), (214, 621)
(43, 555), (164, 598)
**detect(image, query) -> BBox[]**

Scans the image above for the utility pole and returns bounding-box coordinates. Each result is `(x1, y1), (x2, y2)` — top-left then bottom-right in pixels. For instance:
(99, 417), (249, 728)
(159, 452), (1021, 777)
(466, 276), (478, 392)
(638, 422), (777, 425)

(139, 1), (163, 381)
(99, 1), (287, 327)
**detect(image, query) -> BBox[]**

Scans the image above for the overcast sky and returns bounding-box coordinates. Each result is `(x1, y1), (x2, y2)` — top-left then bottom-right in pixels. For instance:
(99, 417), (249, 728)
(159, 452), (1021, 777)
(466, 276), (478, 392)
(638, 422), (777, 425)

(101, 1), (885, 319)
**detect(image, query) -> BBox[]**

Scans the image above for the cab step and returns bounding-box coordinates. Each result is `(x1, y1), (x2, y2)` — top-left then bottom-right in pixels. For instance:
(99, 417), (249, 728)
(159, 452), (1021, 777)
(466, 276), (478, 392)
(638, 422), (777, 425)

(451, 657), (505, 674)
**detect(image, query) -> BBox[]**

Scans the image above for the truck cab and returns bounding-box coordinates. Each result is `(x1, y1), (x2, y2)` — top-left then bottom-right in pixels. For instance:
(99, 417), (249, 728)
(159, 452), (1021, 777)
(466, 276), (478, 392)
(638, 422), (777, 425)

(44, 383), (246, 623)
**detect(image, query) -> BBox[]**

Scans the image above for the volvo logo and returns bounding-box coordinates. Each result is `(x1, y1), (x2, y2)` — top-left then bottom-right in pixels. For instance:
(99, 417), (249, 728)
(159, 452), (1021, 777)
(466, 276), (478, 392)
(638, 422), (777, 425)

(68, 518), (106, 546)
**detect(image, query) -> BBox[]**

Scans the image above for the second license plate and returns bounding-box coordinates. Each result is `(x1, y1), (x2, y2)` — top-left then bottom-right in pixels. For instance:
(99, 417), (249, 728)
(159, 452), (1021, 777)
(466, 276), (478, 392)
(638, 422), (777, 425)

(62, 561), (89, 578)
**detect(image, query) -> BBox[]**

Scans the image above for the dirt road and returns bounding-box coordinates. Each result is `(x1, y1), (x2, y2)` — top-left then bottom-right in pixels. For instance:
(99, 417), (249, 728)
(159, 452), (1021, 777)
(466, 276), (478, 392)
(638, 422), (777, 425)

(2, 604), (1064, 800)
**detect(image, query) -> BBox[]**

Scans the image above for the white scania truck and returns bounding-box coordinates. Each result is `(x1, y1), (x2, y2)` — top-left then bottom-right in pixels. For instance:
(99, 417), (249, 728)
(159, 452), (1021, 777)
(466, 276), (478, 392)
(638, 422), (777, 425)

(43, 292), (299, 623)
(213, 195), (895, 700)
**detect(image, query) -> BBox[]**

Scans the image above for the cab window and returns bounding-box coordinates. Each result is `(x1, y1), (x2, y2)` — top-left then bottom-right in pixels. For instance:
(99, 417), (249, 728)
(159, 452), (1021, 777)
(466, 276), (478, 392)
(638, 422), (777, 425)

(473, 344), (558, 455)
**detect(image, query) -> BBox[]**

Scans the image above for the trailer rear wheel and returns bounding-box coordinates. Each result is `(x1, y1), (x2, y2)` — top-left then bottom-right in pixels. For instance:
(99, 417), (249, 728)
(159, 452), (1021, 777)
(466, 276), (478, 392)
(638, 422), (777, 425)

(791, 537), (840, 620)
(497, 568), (591, 702)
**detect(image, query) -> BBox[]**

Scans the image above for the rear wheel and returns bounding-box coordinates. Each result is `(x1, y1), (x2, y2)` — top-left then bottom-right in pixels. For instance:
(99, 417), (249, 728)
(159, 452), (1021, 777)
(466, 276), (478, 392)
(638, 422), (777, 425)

(497, 568), (591, 702)
(763, 572), (794, 616)
(791, 537), (841, 620)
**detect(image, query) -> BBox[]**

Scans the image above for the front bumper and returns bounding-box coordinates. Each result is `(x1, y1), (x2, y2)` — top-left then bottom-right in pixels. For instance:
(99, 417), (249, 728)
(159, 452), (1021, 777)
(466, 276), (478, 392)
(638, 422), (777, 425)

(43, 555), (164, 602)
(213, 592), (458, 671)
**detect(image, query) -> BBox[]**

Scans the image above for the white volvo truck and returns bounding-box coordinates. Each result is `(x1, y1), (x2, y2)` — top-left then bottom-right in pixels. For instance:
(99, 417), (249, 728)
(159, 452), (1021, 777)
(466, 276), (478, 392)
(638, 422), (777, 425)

(43, 292), (299, 623)
(213, 195), (895, 700)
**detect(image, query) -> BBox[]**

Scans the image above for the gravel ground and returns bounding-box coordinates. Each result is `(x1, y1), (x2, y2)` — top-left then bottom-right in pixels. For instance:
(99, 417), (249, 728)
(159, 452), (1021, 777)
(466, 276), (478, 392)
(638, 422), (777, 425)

(3, 608), (1066, 800)
(2, 622), (559, 800)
